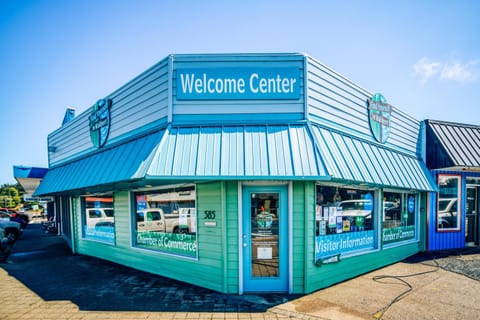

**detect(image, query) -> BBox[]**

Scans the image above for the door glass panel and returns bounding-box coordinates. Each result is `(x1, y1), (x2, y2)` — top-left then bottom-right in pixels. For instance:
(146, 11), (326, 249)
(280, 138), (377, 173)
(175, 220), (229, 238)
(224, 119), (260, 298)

(250, 192), (279, 278)
(466, 186), (479, 244)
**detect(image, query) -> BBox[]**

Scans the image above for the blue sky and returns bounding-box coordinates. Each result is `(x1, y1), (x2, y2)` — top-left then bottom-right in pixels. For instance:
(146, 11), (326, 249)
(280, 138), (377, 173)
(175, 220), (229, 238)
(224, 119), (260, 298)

(1, 0), (479, 185)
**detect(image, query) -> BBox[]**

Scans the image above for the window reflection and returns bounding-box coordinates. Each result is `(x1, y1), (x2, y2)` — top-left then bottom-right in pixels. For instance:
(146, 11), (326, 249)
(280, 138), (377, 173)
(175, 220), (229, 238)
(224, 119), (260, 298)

(437, 175), (461, 230)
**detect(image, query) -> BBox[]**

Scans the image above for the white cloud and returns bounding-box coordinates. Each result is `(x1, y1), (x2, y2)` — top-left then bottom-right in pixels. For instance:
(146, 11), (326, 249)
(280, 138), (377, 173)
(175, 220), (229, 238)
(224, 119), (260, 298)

(413, 57), (442, 84)
(440, 62), (477, 82)
(413, 57), (479, 84)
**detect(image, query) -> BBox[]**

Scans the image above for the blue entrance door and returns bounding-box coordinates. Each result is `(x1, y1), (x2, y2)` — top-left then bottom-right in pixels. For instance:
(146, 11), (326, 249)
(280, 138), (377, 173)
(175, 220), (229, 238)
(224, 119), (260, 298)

(242, 186), (288, 292)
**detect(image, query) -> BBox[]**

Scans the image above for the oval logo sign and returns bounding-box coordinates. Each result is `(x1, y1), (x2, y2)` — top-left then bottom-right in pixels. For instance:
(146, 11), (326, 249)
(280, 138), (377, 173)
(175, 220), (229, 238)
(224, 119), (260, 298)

(89, 99), (112, 148)
(366, 93), (392, 143)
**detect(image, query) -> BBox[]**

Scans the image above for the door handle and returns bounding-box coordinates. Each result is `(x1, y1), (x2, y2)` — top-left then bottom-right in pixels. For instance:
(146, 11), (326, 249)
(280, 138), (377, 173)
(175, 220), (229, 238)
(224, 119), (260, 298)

(243, 243), (248, 248)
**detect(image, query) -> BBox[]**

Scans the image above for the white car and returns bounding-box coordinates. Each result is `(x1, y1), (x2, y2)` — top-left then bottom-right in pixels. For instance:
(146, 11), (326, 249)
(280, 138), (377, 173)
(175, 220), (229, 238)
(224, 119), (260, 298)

(0, 218), (22, 242)
(337, 199), (373, 218)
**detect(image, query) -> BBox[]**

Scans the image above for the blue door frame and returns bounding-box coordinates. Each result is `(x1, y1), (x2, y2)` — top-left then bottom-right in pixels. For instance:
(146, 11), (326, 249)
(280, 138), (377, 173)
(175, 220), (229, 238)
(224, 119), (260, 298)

(242, 185), (288, 292)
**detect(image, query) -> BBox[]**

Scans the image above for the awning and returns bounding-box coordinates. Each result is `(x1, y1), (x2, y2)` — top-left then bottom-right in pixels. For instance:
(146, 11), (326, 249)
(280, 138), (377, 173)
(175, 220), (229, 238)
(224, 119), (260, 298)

(35, 124), (329, 195)
(14, 166), (49, 197)
(34, 130), (165, 196)
(35, 123), (436, 196)
(311, 125), (437, 191)
(146, 124), (329, 179)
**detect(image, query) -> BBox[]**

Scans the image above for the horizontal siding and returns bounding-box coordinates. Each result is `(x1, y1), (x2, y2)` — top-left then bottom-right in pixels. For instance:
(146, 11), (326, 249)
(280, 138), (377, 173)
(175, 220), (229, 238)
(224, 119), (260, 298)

(74, 183), (228, 293)
(49, 58), (170, 166)
(306, 56), (420, 155)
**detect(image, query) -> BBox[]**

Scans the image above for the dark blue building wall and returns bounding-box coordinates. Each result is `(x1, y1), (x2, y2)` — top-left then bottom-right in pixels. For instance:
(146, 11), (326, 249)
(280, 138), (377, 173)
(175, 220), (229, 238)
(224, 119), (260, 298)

(428, 170), (480, 250)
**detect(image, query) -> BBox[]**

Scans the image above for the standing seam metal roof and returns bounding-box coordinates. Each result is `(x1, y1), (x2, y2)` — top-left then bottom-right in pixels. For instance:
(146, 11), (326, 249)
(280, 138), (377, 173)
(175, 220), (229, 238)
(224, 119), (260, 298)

(310, 125), (436, 191)
(35, 123), (437, 196)
(145, 124), (329, 179)
(428, 120), (480, 168)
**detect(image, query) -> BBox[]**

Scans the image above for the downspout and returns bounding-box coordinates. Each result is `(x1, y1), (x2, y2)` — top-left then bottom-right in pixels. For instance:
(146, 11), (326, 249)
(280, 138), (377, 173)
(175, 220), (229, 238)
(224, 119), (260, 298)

(69, 196), (77, 254)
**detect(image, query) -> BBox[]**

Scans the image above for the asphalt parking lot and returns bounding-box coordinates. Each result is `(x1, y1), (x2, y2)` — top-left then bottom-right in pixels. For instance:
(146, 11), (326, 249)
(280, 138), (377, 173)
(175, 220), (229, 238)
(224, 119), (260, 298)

(1, 222), (480, 319)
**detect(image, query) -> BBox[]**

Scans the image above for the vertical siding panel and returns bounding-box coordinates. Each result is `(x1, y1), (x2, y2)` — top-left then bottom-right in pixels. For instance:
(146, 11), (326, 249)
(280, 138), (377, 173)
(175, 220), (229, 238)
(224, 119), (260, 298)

(225, 181), (239, 293)
(292, 181), (307, 293)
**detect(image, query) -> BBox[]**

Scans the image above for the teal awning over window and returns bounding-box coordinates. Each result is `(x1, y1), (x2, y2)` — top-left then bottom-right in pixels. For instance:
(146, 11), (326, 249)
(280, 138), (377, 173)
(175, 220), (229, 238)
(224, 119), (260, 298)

(35, 125), (329, 195)
(311, 125), (437, 191)
(34, 130), (165, 196)
(146, 125), (328, 179)
(35, 123), (436, 196)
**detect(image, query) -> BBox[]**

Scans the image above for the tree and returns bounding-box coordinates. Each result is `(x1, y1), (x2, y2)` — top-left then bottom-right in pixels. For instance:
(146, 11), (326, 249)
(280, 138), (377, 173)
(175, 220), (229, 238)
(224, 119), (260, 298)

(0, 184), (22, 208)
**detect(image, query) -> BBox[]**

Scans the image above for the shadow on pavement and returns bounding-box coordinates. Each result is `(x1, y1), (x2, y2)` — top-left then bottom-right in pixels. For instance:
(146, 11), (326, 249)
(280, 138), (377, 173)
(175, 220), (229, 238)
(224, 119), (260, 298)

(1, 223), (301, 312)
(404, 246), (480, 281)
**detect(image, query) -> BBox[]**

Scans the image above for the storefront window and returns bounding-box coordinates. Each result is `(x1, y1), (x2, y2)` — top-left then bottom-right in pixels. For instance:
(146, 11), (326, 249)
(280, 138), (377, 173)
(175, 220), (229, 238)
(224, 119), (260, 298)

(82, 194), (115, 244)
(382, 192), (417, 245)
(133, 185), (197, 258)
(437, 175), (461, 231)
(315, 185), (375, 262)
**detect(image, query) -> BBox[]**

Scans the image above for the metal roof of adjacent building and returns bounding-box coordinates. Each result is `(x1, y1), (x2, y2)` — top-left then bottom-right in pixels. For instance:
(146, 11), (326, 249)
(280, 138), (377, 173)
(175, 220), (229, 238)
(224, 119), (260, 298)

(426, 119), (480, 169)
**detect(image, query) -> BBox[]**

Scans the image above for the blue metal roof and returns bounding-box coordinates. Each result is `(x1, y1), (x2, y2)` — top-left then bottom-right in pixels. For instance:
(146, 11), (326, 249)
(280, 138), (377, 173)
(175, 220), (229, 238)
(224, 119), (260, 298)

(35, 123), (436, 196)
(34, 131), (165, 195)
(311, 125), (436, 191)
(13, 166), (48, 179)
(146, 124), (329, 179)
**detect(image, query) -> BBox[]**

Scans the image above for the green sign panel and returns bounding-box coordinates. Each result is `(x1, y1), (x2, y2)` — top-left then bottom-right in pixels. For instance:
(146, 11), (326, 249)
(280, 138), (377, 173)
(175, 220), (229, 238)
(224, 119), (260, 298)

(382, 225), (415, 245)
(136, 231), (197, 258)
(367, 93), (392, 143)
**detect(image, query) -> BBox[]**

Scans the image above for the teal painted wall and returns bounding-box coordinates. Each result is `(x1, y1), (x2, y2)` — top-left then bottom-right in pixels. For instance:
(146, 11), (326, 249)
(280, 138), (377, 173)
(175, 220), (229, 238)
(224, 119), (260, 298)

(291, 181), (307, 293)
(71, 180), (427, 294)
(302, 182), (427, 293)
(73, 183), (232, 293)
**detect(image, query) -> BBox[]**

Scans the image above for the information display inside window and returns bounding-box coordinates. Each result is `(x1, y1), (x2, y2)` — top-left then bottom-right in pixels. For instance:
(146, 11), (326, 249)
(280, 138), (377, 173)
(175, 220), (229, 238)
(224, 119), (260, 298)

(382, 192), (417, 245)
(315, 185), (375, 261)
(81, 194), (115, 244)
(437, 175), (461, 231)
(133, 185), (197, 258)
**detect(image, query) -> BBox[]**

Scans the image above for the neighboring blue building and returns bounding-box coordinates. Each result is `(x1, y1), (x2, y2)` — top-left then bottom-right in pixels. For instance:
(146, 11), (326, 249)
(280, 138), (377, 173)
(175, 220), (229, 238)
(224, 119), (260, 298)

(424, 119), (480, 250)
(33, 53), (436, 294)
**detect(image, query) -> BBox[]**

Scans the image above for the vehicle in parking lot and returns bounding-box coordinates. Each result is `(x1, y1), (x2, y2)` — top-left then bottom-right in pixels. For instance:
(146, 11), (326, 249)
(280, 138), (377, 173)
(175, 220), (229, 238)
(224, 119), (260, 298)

(0, 208), (29, 228)
(0, 218), (22, 242)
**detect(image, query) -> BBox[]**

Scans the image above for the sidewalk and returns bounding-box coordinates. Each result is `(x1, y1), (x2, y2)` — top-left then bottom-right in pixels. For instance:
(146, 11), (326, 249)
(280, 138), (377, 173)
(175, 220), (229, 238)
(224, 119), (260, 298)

(1, 223), (480, 319)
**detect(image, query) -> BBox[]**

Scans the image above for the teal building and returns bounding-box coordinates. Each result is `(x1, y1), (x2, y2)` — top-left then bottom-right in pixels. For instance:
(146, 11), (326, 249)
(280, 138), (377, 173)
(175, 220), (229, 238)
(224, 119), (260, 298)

(35, 53), (436, 294)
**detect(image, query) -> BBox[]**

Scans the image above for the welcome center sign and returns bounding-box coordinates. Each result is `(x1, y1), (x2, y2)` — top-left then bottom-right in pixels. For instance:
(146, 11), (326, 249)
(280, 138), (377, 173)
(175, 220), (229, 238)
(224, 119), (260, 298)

(176, 67), (300, 100)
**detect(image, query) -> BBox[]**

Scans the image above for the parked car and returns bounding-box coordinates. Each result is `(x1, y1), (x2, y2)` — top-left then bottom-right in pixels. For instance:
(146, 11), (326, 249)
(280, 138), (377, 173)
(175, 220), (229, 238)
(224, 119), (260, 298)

(0, 218), (22, 242)
(0, 208), (29, 228)
(0, 226), (16, 262)
(136, 208), (196, 234)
